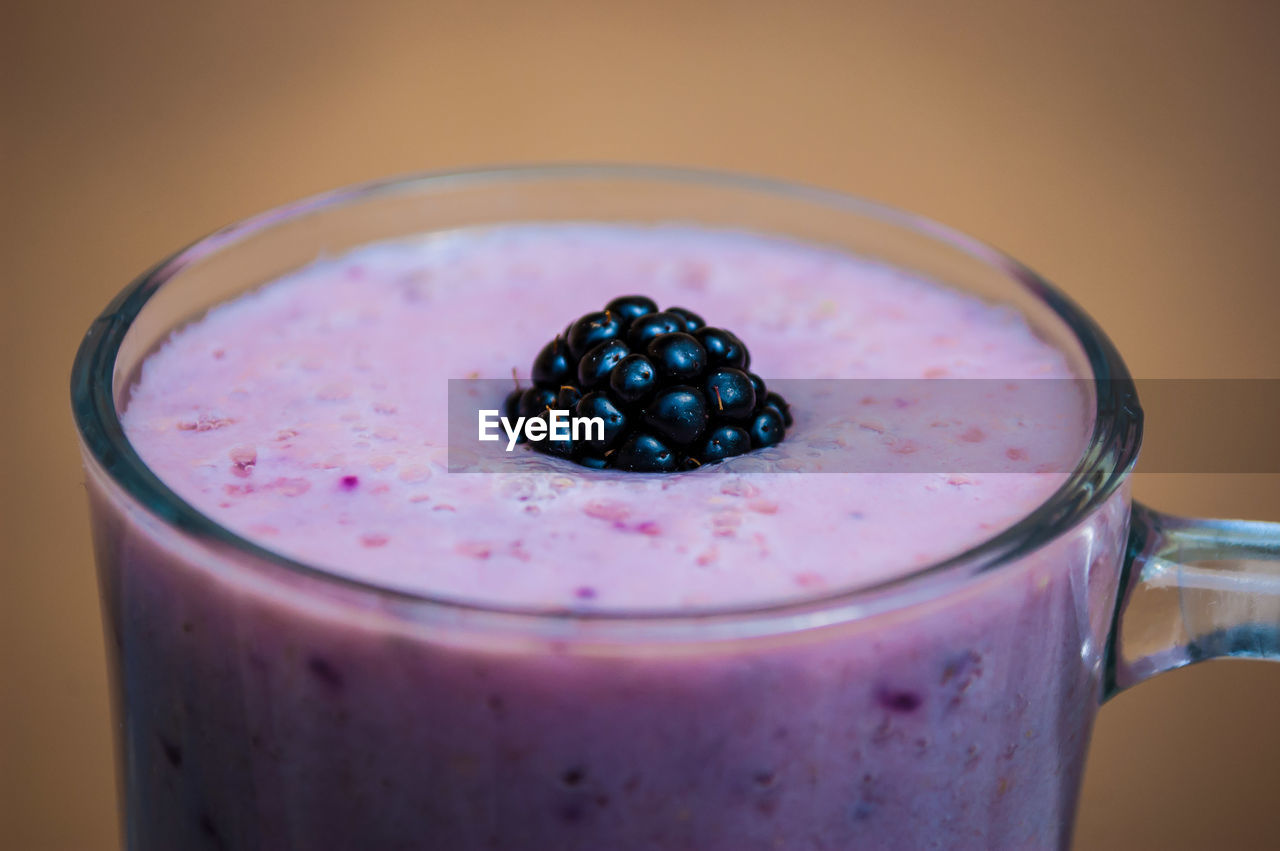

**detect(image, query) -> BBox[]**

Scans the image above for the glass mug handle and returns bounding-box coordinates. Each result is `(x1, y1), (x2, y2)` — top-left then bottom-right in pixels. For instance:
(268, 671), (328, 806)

(1106, 502), (1280, 697)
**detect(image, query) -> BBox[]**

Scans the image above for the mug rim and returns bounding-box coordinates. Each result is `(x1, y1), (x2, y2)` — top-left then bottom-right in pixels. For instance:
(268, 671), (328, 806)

(70, 163), (1143, 637)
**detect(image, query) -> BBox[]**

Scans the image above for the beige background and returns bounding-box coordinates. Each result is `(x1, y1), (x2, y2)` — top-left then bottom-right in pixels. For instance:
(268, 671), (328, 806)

(5, 1), (1280, 848)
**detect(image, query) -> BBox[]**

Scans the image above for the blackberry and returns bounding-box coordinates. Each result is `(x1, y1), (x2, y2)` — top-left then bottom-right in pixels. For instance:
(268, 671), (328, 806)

(513, 297), (791, 471)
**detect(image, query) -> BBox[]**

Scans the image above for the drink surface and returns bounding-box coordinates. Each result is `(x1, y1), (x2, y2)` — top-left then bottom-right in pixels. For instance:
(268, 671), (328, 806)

(121, 224), (1087, 609)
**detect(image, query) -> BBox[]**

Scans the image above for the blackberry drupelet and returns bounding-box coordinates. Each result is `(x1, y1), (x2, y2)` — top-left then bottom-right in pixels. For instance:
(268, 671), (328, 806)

(517, 386), (556, 418)
(576, 339), (629, 389)
(566, 310), (624, 359)
(696, 425), (752, 463)
(514, 295), (791, 471)
(642, 386), (708, 447)
(605, 294), (658, 322)
(703, 368), (756, 422)
(555, 385), (583, 410)
(609, 354), (657, 405)
(625, 312), (685, 349)
(665, 306), (705, 333)
(694, 327), (749, 370)
(574, 392), (628, 453)
(762, 391), (793, 427)
(614, 432), (678, 473)
(646, 333), (707, 383)
(748, 409), (785, 449)
(531, 337), (575, 387)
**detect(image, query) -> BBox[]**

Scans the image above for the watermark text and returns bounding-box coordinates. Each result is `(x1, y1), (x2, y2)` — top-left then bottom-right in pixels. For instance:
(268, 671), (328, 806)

(478, 409), (605, 451)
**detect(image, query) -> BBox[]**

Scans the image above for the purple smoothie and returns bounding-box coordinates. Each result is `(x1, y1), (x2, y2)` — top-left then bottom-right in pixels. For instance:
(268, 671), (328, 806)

(93, 224), (1127, 849)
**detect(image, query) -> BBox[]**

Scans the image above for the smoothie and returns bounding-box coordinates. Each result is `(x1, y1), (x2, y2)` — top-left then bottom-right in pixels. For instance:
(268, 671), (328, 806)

(95, 224), (1127, 849)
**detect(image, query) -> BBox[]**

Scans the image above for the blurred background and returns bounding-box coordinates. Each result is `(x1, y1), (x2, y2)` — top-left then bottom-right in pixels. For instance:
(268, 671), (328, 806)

(4, 1), (1279, 848)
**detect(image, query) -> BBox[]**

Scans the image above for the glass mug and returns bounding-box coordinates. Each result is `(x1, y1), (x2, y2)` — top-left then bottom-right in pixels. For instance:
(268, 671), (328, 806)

(71, 166), (1280, 850)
